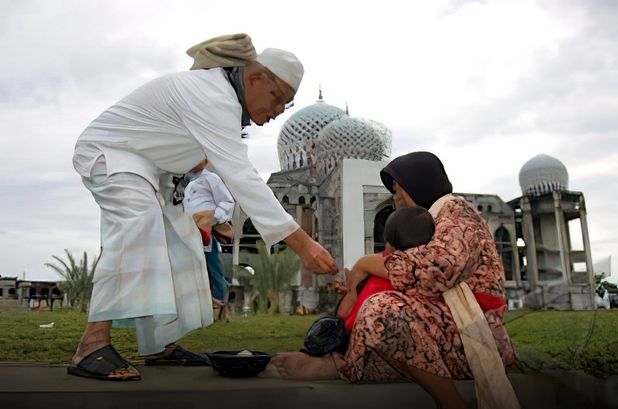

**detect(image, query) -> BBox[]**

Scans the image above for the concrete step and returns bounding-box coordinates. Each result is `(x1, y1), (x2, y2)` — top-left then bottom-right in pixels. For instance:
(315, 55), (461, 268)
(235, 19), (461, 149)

(0, 364), (616, 409)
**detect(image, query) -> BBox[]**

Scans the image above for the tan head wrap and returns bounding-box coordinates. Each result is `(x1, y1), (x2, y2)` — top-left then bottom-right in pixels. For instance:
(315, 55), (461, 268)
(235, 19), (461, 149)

(186, 33), (257, 70)
(186, 33), (304, 92)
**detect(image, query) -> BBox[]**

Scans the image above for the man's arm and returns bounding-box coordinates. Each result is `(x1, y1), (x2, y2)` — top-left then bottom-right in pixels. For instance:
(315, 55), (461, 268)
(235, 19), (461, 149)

(177, 74), (336, 274)
(178, 77), (299, 247)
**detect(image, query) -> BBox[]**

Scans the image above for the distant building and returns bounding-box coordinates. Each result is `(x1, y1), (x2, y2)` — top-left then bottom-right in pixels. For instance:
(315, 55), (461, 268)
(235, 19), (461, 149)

(457, 164), (595, 310)
(507, 154), (595, 310)
(0, 275), (64, 312)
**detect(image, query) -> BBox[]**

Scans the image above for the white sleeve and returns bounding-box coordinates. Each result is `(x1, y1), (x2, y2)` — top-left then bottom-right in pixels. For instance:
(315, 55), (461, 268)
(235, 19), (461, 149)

(206, 172), (235, 223)
(175, 74), (298, 247)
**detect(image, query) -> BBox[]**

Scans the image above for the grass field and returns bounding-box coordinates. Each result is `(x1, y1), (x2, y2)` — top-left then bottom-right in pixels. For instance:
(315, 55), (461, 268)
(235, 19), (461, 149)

(0, 309), (616, 377)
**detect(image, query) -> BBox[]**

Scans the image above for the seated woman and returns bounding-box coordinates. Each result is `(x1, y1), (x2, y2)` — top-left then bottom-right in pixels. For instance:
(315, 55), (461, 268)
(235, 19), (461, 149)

(266, 151), (516, 409)
(336, 206), (435, 333)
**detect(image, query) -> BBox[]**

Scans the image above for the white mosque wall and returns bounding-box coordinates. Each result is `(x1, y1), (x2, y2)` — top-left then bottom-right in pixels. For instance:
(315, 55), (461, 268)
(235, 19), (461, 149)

(341, 158), (390, 269)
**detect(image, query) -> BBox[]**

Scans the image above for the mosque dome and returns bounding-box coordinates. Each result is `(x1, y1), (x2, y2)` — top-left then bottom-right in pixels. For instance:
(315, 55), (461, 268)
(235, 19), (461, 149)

(315, 117), (392, 179)
(277, 98), (347, 170)
(519, 154), (569, 196)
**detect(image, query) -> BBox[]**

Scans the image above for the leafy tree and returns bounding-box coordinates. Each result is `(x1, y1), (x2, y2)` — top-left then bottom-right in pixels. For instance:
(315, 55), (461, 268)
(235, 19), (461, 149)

(45, 249), (99, 313)
(252, 241), (301, 314)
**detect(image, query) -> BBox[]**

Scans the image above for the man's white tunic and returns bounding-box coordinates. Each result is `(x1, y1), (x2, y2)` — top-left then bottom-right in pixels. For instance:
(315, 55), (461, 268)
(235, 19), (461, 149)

(73, 68), (298, 354)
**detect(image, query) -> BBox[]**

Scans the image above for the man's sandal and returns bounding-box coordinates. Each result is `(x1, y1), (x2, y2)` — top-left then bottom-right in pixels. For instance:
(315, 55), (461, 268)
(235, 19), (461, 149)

(67, 345), (141, 381)
(144, 345), (212, 366)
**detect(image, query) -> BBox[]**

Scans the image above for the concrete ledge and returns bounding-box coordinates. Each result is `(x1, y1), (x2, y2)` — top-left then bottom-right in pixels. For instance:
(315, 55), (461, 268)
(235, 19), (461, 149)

(0, 364), (616, 409)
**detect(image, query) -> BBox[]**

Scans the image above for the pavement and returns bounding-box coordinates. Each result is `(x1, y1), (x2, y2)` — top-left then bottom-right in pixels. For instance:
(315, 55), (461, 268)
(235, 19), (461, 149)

(1, 363), (617, 409)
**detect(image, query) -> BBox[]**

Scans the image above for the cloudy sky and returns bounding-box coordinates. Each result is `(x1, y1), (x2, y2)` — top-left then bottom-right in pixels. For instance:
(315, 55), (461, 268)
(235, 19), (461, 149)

(1, 0), (617, 282)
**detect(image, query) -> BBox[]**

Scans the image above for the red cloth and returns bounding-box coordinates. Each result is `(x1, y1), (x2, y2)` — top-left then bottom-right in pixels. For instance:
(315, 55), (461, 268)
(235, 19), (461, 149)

(342, 277), (506, 333)
(198, 227), (211, 246)
(344, 276), (393, 332)
(472, 291), (507, 311)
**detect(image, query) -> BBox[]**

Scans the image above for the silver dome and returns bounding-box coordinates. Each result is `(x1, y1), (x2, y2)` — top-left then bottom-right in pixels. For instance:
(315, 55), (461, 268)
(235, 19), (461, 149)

(277, 100), (346, 170)
(316, 117), (392, 179)
(519, 153), (569, 196)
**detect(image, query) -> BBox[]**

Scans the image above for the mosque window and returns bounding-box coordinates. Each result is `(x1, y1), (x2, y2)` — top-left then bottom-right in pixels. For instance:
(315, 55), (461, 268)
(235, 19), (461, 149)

(495, 226), (514, 280)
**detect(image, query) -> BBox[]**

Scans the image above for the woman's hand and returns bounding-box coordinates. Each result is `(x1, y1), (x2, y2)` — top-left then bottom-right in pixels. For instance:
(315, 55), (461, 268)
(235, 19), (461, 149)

(336, 289), (358, 320)
(328, 279), (349, 296)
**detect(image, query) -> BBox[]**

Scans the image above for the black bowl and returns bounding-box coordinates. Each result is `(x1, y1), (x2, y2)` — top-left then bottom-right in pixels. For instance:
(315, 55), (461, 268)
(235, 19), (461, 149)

(206, 350), (272, 377)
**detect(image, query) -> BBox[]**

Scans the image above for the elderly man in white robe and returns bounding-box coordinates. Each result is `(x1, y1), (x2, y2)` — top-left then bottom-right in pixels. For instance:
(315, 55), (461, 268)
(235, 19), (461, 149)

(69, 34), (337, 381)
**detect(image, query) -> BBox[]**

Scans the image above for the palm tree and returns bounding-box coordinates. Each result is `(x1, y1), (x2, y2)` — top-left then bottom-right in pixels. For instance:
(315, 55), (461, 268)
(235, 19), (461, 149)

(252, 241), (301, 314)
(45, 249), (99, 313)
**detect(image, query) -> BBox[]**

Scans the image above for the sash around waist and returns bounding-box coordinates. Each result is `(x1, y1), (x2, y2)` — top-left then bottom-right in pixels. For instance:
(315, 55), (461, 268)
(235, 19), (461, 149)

(75, 142), (162, 192)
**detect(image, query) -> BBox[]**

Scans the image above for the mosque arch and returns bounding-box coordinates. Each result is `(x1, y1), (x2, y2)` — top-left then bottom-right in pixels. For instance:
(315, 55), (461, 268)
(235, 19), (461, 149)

(242, 218), (259, 235)
(240, 218), (260, 253)
(373, 204), (395, 253)
(495, 225), (514, 280)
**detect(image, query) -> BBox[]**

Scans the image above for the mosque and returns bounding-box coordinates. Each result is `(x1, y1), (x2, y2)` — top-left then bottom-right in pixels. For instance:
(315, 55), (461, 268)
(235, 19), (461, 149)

(230, 93), (596, 311)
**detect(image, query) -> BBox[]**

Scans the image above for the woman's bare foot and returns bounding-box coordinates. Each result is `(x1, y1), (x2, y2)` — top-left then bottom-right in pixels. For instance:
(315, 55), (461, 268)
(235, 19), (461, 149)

(263, 352), (340, 380)
(391, 360), (467, 409)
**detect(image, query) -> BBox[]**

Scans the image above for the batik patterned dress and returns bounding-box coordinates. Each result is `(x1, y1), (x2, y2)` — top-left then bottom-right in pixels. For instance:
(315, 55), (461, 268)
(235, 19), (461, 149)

(339, 196), (515, 382)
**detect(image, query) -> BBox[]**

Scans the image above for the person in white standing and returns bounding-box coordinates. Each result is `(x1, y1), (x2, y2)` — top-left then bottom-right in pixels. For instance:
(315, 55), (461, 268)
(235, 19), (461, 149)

(183, 164), (234, 305)
(69, 34), (337, 381)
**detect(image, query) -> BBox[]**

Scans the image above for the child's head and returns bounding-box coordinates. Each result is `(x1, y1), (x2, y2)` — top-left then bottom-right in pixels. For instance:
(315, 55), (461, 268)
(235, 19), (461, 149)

(384, 207), (435, 251)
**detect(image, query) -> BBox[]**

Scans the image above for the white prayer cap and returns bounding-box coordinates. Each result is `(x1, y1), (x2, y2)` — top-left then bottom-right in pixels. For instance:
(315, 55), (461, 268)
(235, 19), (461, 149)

(256, 48), (304, 92)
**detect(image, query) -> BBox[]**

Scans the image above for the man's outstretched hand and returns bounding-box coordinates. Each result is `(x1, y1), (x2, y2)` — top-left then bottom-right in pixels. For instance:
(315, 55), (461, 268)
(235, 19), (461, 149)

(284, 228), (337, 275)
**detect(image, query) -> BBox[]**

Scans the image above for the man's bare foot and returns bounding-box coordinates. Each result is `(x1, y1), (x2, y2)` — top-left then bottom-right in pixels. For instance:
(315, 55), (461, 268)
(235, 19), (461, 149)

(105, 365), (141, 380)
(71, 321), (140, 380)
(263, 352), (340, 380)
(71, 340), (108, 366)
(68, 344), (141, 381)
(72, 321), (112, 365)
